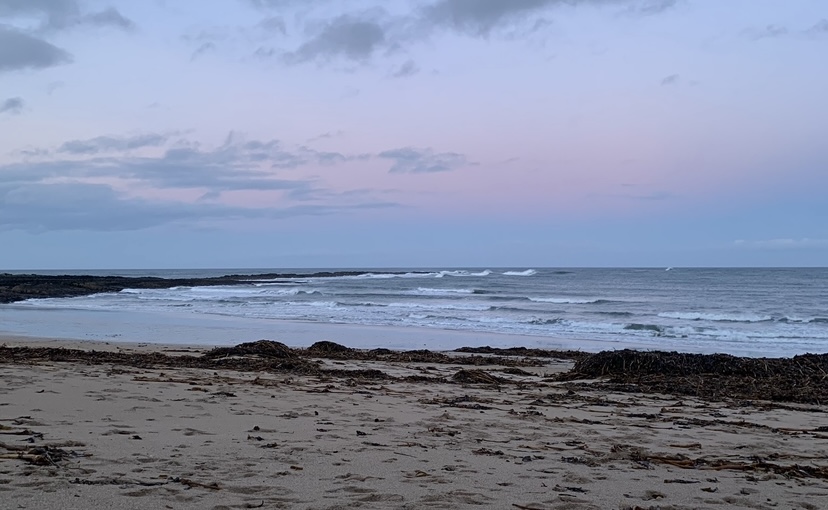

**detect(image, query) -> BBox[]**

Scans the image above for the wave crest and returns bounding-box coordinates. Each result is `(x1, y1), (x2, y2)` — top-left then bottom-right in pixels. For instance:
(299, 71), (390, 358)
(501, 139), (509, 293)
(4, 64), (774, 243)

(503, 269), (537, 276)
(659, 312), (772, 323)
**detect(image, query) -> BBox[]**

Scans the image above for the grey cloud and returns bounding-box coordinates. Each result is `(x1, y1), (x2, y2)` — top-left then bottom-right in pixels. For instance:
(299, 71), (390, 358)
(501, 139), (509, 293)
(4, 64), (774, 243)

(307, 130), (344, 142)
(115, 147), (313, 192)
(0, 25), (72, 72)
(391, 59), (419, 78)
(0, 96), (23, 114)
(0, 154), (314, 197)
(0, 0), (134, 32)
(0, 182), (222, 231)
(253, 0), (676, 68)
(286, 14), (387, 63)
(422, 0), (560, 36)
(379, 147), (469, 174)
(806, 19), (828, 34)
(660, 73), (679, 86)
(259, 16), (286, 34)
(420, 0), (670, 37)
(191, 42), (216, 60)
(6, 133), (359, 195)
(0, 131), (401, 231)
(0, 180), (397, 232)
(58, 134), (169, 155)
(0, 0), (78, 26)
(246, 0), (290, 8)
(81, 7), (135, 31)
(246, 0), (330, 9)
(744, 24), (788, 40)
(625, 0), (677, 16)
(0, 181), (357, 232)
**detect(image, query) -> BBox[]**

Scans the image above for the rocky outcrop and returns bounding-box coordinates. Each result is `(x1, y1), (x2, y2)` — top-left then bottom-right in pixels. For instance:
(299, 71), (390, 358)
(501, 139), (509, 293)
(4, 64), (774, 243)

(0, 271), (397, 303)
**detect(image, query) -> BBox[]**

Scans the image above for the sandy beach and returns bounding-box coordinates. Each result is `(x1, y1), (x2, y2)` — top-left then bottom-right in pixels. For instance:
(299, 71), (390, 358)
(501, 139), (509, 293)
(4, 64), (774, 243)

(1, 336), (827, 510)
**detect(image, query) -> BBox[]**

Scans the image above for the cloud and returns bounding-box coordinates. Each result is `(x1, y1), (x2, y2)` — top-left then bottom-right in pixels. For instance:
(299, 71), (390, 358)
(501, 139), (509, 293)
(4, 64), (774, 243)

(379, 147), (469, 174)
(57, 134), (170, 155)
(422, 0), (558, 36)
(744, 24), (788, 40)
(624, 0), (678, 16)
(0, 181), (226, 231)
(0, 96), (24, 115)
(420, 0), (676, 37)
(0, 133), (399, 231)
(259, 16), (286, 34)
(250, 0), (677, 68)
(0, 0), (78, 26)
(391, 59), (419, 78)
(806, 19), (828, 35)
(745, 20), (828, 40)
(0, 25), (72, 72)
(286, 14), (388, 63)
(81, 7), (135, 31)
(4, 132), (363, 195)
(0, 1), (134, 32)
(660, 73), (679, 86)
(190, 42), (216, 60)
(0, 181), (394, 232)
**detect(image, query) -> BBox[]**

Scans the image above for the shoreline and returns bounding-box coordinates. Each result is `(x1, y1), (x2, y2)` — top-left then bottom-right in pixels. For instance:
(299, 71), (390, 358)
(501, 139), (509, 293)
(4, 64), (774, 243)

(3, 336), (828, 403)
(4, 269), (825, 359)
(0, 305), (663, 355)
(1, 337), (826, 509)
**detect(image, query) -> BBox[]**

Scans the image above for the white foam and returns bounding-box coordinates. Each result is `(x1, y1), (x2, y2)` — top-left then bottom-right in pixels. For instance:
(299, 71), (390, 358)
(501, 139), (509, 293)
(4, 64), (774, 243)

(413, 287), (474, 295)
(284, 301), (340, 308)
(503, 269), (537, 276)
(529, 297), (600, 304)
(658, 312), (773, 323)
(386, 302), (491, 311)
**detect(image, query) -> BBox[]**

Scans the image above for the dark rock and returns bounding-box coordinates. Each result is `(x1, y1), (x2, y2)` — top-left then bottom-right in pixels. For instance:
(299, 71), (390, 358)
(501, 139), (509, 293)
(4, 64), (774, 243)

(203, 340), (295, 359)
(452, 369), (506, 385)
(0, 271), (420, 304)
(307, 341), (353, 354)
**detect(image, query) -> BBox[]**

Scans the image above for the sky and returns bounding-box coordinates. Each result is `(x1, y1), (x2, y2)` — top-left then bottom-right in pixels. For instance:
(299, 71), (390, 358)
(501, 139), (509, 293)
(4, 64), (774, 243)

(1, 0), (826, 269)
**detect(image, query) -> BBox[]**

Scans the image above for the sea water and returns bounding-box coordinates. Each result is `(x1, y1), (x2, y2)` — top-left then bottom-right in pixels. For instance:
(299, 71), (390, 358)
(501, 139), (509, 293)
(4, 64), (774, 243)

(1, 268), (826, 357)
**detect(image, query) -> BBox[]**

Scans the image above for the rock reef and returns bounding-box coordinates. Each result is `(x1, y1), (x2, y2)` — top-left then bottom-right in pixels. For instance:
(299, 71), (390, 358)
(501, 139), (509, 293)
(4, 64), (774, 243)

(0, 271), (402, 303)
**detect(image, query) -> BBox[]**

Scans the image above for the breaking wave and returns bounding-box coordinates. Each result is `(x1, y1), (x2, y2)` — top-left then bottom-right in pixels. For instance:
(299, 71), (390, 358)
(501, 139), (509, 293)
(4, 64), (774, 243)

(503, 269), (537, 276)
(659, 312), (773, 323)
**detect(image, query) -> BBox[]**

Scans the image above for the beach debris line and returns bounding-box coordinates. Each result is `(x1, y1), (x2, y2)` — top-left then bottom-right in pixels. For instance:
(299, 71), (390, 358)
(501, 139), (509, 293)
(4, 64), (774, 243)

(3, 342), (828, 403)
(455, 346), (589, 361)
(558, 349), (828, 404)
(452, 369), (507, 385)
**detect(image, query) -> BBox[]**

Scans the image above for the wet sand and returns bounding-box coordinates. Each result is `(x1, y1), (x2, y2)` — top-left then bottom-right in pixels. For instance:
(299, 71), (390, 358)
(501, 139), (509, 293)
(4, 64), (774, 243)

(1, 336), (827, 510)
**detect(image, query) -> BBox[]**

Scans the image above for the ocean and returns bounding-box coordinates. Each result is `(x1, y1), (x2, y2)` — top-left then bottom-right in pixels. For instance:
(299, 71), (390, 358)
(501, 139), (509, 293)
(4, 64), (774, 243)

(1, 268), (826, 357)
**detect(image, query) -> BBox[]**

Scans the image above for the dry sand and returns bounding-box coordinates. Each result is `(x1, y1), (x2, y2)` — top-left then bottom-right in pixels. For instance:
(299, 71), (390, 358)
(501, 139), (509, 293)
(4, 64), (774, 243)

(1, 336), (827, 510)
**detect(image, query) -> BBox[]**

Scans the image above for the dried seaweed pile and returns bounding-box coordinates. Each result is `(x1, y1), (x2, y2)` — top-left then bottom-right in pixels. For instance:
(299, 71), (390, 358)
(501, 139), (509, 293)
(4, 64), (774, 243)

(0, 341), (323, 377)
(204, 340), (297, 359)
(455, 346), (590, 362)
(561, 349), (828, 404)
(302, 342), (547, 367)
(0, 341), (520, 382)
